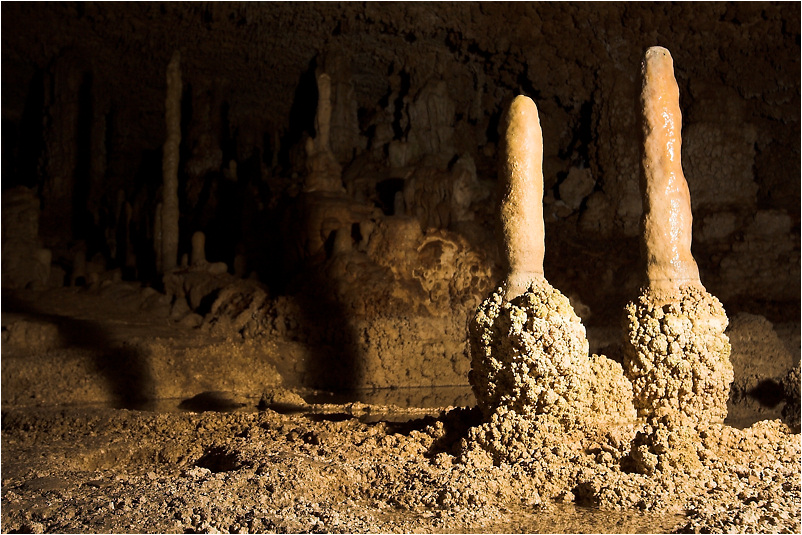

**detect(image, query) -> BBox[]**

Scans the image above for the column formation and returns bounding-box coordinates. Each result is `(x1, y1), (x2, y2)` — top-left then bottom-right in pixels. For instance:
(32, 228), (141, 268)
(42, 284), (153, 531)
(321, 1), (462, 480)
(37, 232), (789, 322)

(161, 50), (182, 273)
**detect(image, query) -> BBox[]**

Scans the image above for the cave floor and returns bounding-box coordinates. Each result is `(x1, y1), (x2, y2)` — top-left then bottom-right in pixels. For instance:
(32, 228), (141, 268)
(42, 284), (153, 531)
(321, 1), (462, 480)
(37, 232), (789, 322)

(1, 404), (690, 534)
(1, 283), (800, 533)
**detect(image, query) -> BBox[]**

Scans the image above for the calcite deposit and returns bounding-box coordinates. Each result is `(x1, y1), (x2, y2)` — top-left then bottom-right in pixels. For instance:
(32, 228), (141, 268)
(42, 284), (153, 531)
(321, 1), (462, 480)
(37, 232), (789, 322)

(468, 96), (635, 463)
(638, 46), (702, 298)
(304, 72), (345, 193)
(625, 47), (734, 424)
(496, 95), (546, 300)
(622, 47), (735, 473)
(625, 285), (733, 425)
(1, 187), (52, 289)
(470, 283), (634, 427)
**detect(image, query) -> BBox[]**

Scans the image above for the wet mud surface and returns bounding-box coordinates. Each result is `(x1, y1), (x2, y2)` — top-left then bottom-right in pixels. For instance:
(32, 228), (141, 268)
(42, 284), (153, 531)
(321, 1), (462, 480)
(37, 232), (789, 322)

(1, 403), (683, 534)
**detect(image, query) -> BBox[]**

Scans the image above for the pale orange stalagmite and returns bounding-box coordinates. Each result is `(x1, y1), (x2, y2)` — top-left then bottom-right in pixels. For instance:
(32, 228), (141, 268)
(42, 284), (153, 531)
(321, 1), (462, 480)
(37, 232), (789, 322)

(466, 96), (636, 464)
(498, 95), (545, 299)
(639, 46), (702, 298)
(623, 48), (734, 475)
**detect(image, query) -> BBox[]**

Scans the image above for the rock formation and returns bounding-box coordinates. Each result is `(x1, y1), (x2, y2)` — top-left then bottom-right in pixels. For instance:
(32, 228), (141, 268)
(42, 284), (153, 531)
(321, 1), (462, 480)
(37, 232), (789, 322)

(1, 187), (52, 289)
(191, 231), (206, 267)
(304, 72), (344, 193)
(496, 96), (546, 301)
(161, 50), (182, 273)
(623, 47), (734, 474)
(467, 96), (635, 464)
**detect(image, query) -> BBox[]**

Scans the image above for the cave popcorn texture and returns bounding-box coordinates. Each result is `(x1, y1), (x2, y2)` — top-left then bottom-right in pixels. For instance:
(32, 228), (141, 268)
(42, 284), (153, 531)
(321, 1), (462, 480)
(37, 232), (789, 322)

(624, 47), (734, 430)
(469, 282), (635, 426)
(624, 286), (732, 426)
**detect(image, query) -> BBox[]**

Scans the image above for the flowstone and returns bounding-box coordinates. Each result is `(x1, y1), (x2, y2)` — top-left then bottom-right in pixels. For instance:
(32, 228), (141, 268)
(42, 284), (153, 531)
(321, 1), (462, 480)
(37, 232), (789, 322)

(466, 95), (635, 464)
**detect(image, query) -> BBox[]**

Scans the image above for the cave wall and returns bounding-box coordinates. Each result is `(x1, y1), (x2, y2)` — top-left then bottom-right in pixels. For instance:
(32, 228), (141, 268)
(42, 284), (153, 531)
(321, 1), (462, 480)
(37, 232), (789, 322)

(2, 2), (799, 389)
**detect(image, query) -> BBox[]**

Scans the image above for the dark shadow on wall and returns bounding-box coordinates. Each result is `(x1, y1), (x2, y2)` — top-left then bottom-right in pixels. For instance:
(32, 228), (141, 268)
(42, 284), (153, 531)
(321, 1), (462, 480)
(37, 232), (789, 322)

(292, 265), (363, 392)
(2, 290), (155, 408)
(275, 190), (363, 391)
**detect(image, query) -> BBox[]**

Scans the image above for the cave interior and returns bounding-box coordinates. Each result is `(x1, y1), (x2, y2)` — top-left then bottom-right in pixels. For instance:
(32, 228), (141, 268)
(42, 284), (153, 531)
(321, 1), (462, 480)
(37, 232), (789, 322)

(1, 1), (800, 407)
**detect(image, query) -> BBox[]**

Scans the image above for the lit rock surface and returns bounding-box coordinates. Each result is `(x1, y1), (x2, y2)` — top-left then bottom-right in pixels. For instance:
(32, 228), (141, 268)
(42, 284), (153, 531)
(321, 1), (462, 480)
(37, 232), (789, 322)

(470, 282), (634, 426)
(497, 95), (546, 300)
(622, 47), (736, 475)
(638, 46), (702, 298)
(624, 285), (733, 426)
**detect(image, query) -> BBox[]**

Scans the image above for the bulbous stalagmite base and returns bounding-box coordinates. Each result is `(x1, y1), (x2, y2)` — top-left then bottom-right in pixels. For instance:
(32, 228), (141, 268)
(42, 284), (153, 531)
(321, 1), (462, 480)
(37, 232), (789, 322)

(470, 282), (635, 424)
(468, 282), (636, 463)
(624, 285), (733, 425)
(467, 95), (635, 464)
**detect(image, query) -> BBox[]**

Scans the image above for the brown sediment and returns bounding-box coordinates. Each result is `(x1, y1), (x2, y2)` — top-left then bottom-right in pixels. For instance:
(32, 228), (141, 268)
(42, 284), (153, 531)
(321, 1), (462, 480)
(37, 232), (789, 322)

(639, 46), (702, 300)
(498, 95), (546, 300)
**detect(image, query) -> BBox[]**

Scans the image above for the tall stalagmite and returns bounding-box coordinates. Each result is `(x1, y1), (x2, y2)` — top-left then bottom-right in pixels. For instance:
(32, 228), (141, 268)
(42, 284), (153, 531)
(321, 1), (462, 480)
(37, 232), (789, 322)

(639, 46), (702, 298)
(498, 96), (545, 300)
(161, 51), (182, 273)
(466, 95), (635, 464)
(624, 47), (734, 474)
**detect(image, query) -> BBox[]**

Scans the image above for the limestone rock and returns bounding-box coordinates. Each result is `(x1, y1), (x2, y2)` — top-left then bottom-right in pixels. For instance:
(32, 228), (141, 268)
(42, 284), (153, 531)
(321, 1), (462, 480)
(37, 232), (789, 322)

(401, 155), (487, 230)
(558, 166), (595, 211)
(469, 281), (635, 427)
(639, 46), (701, 296)
(497, 95), (545, 300)
(728, 313), (795, 392)
(781, 365), (800, 433)
(589, 66), (641, 237)
(719, 209), (799, 302)
(304, 73), (345, 193)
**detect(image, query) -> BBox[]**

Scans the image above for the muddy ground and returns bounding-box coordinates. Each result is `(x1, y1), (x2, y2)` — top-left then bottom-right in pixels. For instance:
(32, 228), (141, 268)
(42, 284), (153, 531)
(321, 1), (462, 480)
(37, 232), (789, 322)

(1, 285), (800, 533)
